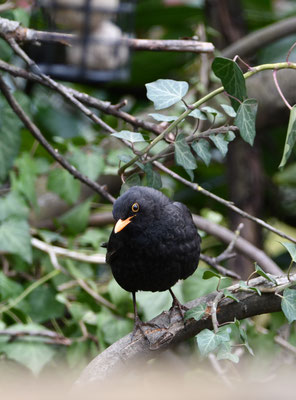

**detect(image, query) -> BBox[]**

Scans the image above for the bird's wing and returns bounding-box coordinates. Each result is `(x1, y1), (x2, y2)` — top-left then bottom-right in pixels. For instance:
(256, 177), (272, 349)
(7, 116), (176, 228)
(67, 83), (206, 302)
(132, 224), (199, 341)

(105, 230), (122, 264)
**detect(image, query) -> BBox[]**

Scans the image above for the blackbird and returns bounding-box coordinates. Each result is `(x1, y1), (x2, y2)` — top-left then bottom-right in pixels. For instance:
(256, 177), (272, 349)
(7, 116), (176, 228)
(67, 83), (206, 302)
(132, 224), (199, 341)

(104, 186), (201, 338)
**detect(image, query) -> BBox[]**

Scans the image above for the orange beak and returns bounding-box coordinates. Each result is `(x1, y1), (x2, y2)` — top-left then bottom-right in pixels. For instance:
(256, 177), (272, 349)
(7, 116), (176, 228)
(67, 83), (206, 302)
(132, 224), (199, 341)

(114, 216), (134, 234)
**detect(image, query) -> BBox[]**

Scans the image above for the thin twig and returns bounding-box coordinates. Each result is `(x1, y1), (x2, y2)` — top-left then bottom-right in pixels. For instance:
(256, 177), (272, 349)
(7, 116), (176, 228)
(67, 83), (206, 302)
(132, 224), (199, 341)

(154, 161), (296, 244)
(0, 329), (71, 346)
(0, 75), (115, 203)
(272, 69), (292, 110)
(0, 59), (162, 135)
(199, 254), (241, 280)
(211, 292), (224, 333)
(274, 335), (296, 355)
(208, 353), (233, 388)
(4, 35), (115, 133)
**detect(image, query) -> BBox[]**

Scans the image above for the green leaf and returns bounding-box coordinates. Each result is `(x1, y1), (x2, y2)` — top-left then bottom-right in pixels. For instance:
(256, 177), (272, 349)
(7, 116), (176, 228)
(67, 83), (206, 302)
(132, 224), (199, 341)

(3, 341), (55, 375)
(221, 104), (237, 117)
(0, 271), (23, 300)
(101, 316), (133, 345)
(184, 303), (207, 321)
(212, 57), (247, 111)
(196, 327), (230, 357)
(279, 106), (296, 168)
(280, 241), (296, 262)
(223, 289), (239, 303)
(0, 192), (29, 222)
(188, 109), (207, 120)
(48, 168), (81, 205)
(69, 146), (104, 181)
(78, 228), (107, 249)
(111, 130), (146, 143)
(67, 341), (88, 368)
(201, 106), (223, 119)
(27, 286), (65, 323)
(217, 342), (239, 363)
(146, 79), (189, 110)
(174, 133), (197, 170)
(238, 324), (254, 356)
(203, 270), (221, 280)
(58, 199), (92, 234)
(235, 99), (258, 146)
(239, 280), (261, 296)
(255, 264), (277, 284)
(191, 139), (211, 166)
(0, 218), (32, 262)
(0, 101), (22, 182)
(210, 134), (229, 157)
(120, 174), (141, 194)
(149, 113), (178, 122)
(13, 153), (38, 207)
(281, 288), (296, 323)
(143, 163), (162, 189)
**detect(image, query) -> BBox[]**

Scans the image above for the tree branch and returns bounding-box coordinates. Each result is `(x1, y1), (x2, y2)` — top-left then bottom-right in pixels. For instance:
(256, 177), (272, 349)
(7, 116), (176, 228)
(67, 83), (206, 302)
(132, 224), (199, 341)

(0, 59), (163, 135)
(0, 75), (115, 203)
(0, 17), (214, 54)
(76, 274), (294, 385)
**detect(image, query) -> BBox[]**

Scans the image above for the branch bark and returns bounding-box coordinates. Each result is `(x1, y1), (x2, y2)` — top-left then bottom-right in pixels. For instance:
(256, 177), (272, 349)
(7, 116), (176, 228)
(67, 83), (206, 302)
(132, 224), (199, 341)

(0, 17), (214, 53)
(76, 274), (293, 385)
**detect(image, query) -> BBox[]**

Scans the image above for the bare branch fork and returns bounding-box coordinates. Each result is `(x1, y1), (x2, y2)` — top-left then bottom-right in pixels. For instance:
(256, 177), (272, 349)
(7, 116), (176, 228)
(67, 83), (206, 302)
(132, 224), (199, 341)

(76, 274), (296, 385)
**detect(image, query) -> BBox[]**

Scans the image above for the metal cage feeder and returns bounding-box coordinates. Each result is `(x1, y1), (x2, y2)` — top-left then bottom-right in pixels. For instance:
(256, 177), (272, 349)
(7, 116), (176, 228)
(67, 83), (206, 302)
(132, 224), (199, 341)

(31, 0), (136, 83)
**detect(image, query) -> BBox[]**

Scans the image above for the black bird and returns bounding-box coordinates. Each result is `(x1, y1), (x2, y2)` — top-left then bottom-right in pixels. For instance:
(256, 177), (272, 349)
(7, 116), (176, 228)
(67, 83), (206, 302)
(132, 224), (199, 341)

(104, 186), (201, 338)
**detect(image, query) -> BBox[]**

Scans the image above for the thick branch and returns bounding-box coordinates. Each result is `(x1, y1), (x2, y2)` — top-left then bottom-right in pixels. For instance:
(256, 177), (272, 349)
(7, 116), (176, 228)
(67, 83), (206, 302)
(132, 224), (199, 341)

(222, 16), (296, 59)
(76, 274), (293, 385)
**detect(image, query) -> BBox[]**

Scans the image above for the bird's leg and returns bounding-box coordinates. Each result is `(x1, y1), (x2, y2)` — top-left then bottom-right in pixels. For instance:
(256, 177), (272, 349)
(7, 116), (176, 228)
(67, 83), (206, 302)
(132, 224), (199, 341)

(131, 292), (162, 342)
(168, 288), (188, 322)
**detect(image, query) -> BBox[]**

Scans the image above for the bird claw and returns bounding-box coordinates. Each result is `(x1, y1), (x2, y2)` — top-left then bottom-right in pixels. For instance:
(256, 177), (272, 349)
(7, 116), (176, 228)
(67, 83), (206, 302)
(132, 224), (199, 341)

(168, 296), (189, 324)
(130, 317), (172, 349)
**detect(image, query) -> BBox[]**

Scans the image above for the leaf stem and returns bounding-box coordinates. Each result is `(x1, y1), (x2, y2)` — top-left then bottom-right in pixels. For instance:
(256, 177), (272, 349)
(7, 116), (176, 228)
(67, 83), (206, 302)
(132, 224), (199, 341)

(118, 61), (296, 175)
(0, 269), (60, 315)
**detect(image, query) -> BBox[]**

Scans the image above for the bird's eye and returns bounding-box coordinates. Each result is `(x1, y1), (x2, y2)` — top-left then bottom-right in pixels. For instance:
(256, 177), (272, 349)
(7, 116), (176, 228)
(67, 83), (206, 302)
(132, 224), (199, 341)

(131, 202), (140, 213)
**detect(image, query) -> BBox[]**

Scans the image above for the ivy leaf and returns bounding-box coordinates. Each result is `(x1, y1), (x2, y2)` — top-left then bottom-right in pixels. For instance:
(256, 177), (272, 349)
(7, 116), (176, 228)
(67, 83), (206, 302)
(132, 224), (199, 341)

(239, 280), (261, 296)
(188, 109), (207, 120)
(3, 341), (55, 375)
(0, 271), (23, 300)
(27, 286), (65, 323)
(201, 106), (223, 119)
(149, 113), (178, 122)
(203, 270), (221, 280)
(196, 327), (230, 357)
(111, 130), (146, 143)
(0, 218), (32, 262)
(184, 303), (207, 321)
(146, 79), (189, 110)
(174, 133), (197, 170)
(221, 104), (237, 117)
(0, 192), (28, 222)
(69, 146), (104, 181)
(58, 199), (92, 234)
(279, 105), (296, 168)
(210, 134), (229, 157)
(279, 241), (296, 262)
(120, 174), (141, 194)
(0, 100), (22, 182)
(217, 342), (239, 363)
(212, 57), (247, 111)
(48, 168), (81, 205)
(281, 288), (296, 323)
(143, 163), (162, 190)
(235, 99), (258, 146)
(255, 264), (277, 285)
(191, 139), (211, 166)
(223, 289), (240, 303)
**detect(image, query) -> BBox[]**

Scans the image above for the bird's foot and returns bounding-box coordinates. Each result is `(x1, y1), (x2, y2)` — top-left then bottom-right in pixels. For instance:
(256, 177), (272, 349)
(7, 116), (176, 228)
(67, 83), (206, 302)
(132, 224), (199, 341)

(168, 296), (188, 324)
(131, 316), (173, 350)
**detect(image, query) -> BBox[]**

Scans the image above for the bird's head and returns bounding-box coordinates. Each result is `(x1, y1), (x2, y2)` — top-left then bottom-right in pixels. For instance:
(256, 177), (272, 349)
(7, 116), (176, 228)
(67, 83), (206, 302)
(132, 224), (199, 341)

(112, 186), (170, 234)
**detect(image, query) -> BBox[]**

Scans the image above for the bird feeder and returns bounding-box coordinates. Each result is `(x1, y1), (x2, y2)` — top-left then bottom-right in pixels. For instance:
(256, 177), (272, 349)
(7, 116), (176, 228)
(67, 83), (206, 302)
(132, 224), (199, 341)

(31, 0), (136, 83)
